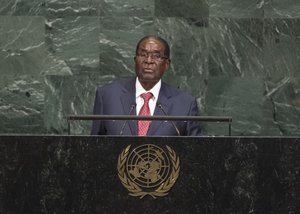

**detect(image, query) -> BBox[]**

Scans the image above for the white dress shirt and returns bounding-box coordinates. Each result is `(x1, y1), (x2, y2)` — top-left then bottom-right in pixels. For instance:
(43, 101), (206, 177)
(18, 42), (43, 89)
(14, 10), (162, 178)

(135, 78), (161, 115)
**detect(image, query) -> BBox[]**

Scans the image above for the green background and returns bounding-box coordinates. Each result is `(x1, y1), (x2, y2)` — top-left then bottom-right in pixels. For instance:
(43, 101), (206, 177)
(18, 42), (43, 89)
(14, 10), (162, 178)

(0, 0), (299, 136)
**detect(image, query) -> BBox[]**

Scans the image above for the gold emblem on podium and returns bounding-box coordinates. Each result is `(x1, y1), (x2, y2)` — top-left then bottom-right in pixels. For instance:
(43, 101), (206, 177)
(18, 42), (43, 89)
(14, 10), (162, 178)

(117, 144), (180, 199)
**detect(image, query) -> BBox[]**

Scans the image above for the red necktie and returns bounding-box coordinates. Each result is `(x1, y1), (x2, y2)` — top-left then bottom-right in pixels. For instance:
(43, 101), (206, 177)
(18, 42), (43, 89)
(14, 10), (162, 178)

(138, 92), (153, 136)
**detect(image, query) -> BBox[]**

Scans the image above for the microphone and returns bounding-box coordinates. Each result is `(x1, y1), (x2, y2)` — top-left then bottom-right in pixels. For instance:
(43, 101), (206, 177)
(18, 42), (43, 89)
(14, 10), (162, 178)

(119, 104), (136, 135)
(157, 103), (181, 136)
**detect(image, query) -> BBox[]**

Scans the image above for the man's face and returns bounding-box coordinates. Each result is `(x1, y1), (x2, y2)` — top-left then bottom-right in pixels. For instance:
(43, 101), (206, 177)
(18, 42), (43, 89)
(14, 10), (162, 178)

(134, 38), (170, 89)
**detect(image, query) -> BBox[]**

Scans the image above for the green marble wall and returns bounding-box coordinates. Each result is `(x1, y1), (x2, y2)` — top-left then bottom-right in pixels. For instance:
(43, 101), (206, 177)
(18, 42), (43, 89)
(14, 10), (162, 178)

(0, 0), (299, 136)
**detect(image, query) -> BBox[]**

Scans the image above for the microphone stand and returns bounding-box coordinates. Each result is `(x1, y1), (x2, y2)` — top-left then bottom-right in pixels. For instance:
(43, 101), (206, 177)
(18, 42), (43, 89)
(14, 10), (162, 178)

(119, 104), (136, 135)
(157, 103), (181, 136)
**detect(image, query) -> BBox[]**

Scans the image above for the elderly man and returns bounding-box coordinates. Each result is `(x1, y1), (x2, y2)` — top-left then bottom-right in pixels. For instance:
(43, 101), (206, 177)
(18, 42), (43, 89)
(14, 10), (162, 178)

(91, 35), (201, 136)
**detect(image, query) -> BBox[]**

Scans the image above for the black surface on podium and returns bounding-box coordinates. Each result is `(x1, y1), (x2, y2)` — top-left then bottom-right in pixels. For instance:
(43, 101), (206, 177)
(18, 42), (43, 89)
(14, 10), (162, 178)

(0, 135), (299, 214)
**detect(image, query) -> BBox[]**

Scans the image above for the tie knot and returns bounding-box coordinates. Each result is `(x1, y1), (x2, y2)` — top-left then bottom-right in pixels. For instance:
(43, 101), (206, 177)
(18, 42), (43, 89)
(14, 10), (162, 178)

(141, 92), (153, 102)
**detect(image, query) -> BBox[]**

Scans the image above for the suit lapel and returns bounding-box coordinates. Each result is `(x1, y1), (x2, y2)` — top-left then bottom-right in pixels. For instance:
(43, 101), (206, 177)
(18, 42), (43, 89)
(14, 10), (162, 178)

(120, 78), (137, 135)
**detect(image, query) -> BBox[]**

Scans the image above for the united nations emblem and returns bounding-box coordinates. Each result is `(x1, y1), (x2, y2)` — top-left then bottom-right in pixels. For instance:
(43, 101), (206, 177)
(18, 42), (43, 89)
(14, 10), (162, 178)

(117, 144), (180, 199)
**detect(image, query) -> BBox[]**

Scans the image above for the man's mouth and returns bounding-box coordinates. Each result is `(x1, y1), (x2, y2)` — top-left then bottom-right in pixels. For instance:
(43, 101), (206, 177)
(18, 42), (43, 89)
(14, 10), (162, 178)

(143, 68), (153, 72)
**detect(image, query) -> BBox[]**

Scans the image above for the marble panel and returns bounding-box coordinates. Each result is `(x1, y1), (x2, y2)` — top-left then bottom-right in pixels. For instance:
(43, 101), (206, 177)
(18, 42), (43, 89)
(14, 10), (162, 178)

(262, 19), (300, 135)
(155, 18), (208, 77)
(263, 19), (300, 81)
(264, 78), (300, 136)
(0, 0), (45, 16)
(44, 74), (116, 134)
(209, 0), (264, 18)
(0, 78), (44, 134)
(155, 0), (209, 18)
(207, 18), (264, 77)
(264, 0), (300, 18)
(0, 16), (46, 79)
(205, 77), (280, 136)
(45, 16), (99, 75)
(0, 16), (46, 134)
(99, 0), (154, 17)
(46, 0), (99, 17)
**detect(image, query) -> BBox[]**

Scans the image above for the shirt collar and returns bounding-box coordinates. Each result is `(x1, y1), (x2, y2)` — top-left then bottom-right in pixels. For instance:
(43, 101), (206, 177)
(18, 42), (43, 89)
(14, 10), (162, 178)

(135, 77), (161, 100)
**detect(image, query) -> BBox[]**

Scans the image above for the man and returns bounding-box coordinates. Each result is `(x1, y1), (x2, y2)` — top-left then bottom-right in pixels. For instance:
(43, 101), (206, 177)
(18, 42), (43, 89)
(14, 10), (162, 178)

(91, 35), (201, 136)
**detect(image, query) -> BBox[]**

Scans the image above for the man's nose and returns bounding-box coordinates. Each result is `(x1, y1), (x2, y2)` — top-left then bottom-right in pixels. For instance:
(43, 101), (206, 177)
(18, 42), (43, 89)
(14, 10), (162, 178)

(144, 54), (154, 63)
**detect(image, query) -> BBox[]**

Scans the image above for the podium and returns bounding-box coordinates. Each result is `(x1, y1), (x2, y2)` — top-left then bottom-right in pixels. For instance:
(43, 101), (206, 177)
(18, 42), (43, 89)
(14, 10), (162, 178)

(0, 135), (299, 213)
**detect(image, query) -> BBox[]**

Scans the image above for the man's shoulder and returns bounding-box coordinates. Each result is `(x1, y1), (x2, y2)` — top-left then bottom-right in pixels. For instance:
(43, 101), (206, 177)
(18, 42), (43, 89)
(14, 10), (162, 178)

(98, 77), (134, 91)
(162, 81), (195, 100)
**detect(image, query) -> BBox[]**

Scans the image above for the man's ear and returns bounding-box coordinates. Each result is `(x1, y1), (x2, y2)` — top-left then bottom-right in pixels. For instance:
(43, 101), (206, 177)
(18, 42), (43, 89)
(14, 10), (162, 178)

(165, 58), (171, 69)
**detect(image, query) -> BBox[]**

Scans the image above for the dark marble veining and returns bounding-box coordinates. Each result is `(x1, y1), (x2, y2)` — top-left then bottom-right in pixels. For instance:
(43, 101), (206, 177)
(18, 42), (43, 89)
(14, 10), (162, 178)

(0, 0), (45, 16)
(209, 0), (264, 18)
(0, 0), (299, 135)
(265, 0), (300, 18)
(155, 0), (209, 18)
(0, 136), (299, 213)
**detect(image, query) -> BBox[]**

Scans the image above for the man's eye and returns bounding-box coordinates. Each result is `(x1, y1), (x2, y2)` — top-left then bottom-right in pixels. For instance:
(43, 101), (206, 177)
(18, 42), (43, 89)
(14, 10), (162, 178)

(152, 53), (160, 59)
(140, 52), (147, 57)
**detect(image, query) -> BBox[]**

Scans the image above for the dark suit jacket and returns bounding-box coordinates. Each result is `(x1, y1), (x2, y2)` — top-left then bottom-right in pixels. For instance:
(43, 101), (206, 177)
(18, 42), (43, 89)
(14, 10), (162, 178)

(91, 78), (201, 136)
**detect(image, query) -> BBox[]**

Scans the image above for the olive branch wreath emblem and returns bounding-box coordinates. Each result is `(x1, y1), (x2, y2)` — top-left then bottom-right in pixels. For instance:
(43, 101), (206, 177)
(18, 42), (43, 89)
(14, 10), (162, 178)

(117, 145), (180, 199)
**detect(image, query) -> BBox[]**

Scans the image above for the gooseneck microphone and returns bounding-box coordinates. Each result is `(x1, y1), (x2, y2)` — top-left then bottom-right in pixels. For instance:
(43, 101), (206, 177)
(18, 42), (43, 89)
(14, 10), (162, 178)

(119, 104), (136, 135)
(157, 103), (181, 136)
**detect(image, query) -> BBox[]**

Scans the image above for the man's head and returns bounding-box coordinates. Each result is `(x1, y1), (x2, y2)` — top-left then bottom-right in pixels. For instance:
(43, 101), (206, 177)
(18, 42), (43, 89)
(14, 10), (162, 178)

(134, 36), (171, 91)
